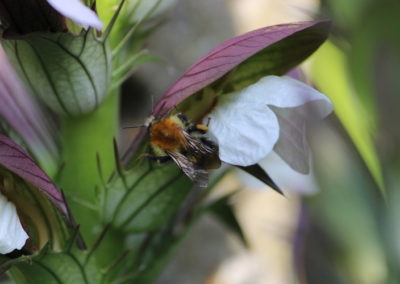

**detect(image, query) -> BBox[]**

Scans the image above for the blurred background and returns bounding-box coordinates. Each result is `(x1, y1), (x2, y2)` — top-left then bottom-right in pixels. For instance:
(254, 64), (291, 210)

(119, 0), (400, 283)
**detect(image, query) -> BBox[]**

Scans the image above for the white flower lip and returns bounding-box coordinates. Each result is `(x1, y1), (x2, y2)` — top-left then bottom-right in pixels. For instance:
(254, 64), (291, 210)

(206, 75), (333, 172)
(0, 193), (28, 254)
(47, 0), (103, 30)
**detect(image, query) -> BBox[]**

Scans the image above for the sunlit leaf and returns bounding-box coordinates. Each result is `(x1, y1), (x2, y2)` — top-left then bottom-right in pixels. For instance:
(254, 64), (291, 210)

(310, 127), (386, 284)
(309, 41), (385, 195)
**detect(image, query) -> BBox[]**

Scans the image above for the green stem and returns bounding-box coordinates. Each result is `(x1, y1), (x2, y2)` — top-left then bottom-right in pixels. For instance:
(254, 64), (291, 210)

(59, 89), (123, 266)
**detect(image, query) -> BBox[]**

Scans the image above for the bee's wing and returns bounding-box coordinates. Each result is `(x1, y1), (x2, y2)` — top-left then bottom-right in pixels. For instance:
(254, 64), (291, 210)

(183, 132), (214, 154)
(183, 132), (221, 169)
(167, 151), (209, 188)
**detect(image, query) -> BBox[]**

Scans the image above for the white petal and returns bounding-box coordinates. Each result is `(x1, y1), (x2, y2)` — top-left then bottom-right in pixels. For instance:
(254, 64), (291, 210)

(47, 0), (103, 30)
(235, 75), (333, 117)
(0, 194), (28, 254)
(206, 75), (333, 169)
(272, 106), (310, 174)
(207, 92), (280, 166)
(236, 152), (319, 195)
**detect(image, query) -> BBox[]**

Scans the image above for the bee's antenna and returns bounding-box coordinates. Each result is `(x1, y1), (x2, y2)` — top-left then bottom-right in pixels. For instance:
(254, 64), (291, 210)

(123, 125), (144, 129)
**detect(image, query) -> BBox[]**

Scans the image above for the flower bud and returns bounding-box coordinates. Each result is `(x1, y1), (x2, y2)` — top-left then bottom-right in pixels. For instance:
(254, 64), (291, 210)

(2, 31), (111, 116)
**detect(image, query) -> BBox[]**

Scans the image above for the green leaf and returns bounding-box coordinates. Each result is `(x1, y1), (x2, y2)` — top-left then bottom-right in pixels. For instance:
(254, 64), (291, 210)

(101, 161), (193, 232)
(5, 249), (100, 284)
(309, 41), (385, 196)
(111, 52), (158, 91)
(349, 4), (400, 133)
(112, 173), (229, 283)
(125, 187), (237, 283)
(124, 230), (181, 284)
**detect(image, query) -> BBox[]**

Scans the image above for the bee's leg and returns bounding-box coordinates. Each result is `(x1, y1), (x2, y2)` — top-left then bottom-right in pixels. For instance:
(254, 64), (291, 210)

(142, 153), (172, 165)
(205, 116), (211, 127)
(187, 124), (208, 135)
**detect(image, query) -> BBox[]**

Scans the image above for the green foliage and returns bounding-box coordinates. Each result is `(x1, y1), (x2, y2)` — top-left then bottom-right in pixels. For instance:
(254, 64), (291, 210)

(0, 1), (333, 282)
(310, 127), (386, 284)
(309, 41), (385, 195)
(101, 162), (192, 232)
(301, 1), (400, 283)
(4, 246), (100, 284)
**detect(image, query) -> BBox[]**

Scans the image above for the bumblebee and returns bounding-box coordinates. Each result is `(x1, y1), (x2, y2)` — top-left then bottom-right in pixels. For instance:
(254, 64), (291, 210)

(144, 113), (221, 187)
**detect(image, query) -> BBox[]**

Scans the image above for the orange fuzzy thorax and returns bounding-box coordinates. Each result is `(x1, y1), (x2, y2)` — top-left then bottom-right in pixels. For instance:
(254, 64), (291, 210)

(150, 117), (187, 152)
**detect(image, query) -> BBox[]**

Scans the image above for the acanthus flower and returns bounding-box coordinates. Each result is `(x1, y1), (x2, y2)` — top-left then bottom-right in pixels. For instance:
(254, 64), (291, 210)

(124, 20), (333, 188)
(205, 75), (332, 174)
(0, 134), (75, 255)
